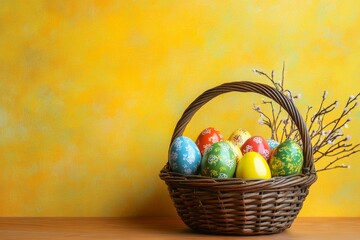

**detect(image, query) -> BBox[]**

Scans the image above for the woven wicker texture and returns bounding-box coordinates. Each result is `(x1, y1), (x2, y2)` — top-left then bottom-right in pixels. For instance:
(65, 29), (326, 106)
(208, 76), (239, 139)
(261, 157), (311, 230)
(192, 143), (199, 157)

(160, 81), (317, 235)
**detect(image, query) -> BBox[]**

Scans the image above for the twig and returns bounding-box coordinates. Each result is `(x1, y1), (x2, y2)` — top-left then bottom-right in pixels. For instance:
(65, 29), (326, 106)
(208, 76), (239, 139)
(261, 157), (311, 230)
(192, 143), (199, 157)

(252, 66), (359, 172)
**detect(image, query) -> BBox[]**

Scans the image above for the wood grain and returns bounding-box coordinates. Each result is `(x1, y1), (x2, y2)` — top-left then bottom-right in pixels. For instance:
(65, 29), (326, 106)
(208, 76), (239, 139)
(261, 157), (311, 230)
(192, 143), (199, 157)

(0, 217), (359, 240)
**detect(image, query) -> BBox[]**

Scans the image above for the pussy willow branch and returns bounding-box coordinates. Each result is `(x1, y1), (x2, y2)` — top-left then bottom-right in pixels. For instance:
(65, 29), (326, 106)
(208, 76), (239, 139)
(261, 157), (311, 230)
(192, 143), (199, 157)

(308, 91), (327, 134)
(253, 69), (282, 91)
(315, 138), (358, 162)
(299, 93), (359, 172)
(253, 104), (272, 129)
(253, 67), (359, 172)
(261, 99), (279, 140)
(316, 165), (349, 172)
(316, 149), (360, 172)
(313, 95), (358, 155)
(280, 117), (288, 143)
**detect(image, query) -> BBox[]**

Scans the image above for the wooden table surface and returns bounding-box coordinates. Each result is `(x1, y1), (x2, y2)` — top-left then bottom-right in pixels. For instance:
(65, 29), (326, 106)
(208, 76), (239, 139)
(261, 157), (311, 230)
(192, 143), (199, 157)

(0, 217), (359, 239)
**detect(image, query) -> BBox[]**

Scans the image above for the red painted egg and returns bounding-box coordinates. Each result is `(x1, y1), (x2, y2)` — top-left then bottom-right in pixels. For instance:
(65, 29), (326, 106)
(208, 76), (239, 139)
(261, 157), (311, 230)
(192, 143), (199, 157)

(195, 127), (223, 155)
(240, 136), (271, 161)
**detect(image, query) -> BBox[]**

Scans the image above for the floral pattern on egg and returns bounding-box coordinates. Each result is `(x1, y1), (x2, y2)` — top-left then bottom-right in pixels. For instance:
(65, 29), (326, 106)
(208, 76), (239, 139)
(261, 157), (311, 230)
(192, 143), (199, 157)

(228, 129), (251, 148)
(240, 136), (271, 161)
(269, 140), (303, 177)
(267, 139), (279, 150)
(196, 127), (223, 155)
(200, 141), (236, 178)
(169, 136), (201, 175)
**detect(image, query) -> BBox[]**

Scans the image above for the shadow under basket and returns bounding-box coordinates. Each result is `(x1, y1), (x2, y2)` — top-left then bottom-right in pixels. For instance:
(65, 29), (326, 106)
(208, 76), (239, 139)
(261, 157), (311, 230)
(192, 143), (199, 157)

(159, 81), (317, 235)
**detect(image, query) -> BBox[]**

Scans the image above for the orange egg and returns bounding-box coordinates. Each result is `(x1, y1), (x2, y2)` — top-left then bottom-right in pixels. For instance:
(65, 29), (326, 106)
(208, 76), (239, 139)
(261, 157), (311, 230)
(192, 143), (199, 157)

(195, 127), (223, 155)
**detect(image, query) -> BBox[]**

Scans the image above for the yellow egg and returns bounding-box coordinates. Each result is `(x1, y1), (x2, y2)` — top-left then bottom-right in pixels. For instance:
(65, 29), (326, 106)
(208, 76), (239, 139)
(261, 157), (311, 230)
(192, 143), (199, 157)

(228, 129), (251, 148)
(236, 152), (271, 180)
(225, 140), (243, 163)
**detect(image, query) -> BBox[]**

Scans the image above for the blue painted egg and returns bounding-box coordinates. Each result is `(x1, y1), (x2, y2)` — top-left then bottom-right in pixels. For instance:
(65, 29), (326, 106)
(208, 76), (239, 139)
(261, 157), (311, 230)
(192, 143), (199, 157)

(267, 139), (279, 150)
(169, 136), (201, 175)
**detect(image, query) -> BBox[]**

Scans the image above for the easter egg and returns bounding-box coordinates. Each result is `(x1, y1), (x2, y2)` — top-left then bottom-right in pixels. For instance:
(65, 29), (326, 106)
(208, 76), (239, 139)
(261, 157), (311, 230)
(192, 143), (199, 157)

(269, 140), (303, 177)
(200, 141), (236, 178)
(267, 139), (279, 150)
(196, 127), (223, 155)
(225, 140), (243, 163)
(240, 136), (271, 161)
(235, 152), (271, 180)
(169, 136), (201, 175)
(228, 129), (251, 148)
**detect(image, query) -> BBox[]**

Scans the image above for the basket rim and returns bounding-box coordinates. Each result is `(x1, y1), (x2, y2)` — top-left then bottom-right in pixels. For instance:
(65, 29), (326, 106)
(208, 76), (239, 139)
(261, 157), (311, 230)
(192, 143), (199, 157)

(160, 163), (317, 191)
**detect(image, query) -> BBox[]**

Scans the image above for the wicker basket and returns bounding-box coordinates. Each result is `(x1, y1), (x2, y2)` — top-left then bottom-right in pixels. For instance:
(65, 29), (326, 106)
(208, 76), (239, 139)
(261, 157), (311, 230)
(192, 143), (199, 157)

(159, 81), (317, 235)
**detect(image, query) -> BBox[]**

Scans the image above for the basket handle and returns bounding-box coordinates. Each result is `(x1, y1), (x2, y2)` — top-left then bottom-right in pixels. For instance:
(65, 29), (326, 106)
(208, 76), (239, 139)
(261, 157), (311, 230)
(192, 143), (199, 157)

(169, 81), (315, 175)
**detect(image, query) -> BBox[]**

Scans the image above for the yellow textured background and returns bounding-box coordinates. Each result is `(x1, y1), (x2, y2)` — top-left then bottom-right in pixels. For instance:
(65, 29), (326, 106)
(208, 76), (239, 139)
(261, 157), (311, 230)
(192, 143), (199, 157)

(0, 0), (359, 217)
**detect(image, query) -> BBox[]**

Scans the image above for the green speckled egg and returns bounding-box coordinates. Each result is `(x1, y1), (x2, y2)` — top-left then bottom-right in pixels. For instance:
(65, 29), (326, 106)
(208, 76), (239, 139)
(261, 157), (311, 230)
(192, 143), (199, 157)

(200, 141), (236, 178)
(269, 140), (303, 177)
